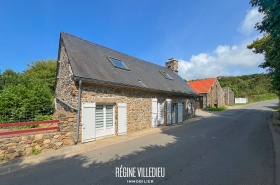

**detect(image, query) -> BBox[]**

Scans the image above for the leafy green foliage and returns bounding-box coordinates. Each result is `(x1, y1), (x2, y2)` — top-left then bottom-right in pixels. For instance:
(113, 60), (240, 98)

(247, 93), (277, 103)
(0, 69), (23, 90)
(0, 59), (56, 125)
(24, 59), (57, 93)
(203, 106), (227, 111)
(31, 147), (41, 155)
(248, 0), (280, 94)
(218, 73), (275, 97)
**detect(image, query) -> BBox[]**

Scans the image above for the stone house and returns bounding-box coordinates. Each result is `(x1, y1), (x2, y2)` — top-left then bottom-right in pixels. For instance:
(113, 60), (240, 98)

(187, 78), (225, 109)
(223, 87), (235, 105)
(54, 32), (198, 143)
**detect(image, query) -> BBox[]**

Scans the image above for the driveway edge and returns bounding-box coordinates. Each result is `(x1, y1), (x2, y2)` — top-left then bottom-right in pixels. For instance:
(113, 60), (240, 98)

(268, 113), (280, 185)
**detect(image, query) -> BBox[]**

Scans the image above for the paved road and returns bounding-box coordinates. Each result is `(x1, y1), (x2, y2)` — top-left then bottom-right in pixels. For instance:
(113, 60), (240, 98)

(0, 100), (278, 185)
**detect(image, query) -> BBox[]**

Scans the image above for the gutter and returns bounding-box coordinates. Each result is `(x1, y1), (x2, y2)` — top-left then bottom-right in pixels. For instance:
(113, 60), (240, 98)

(74, 80), (82, 144)
(56, 97), (78, 111)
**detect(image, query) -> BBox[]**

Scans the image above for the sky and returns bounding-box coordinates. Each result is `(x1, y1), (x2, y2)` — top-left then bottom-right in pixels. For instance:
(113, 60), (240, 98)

(0, 0), (265, 80)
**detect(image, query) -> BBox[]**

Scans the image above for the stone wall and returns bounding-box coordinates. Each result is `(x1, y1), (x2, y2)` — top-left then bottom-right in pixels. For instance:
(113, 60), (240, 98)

(223, 87), (235, 106)
(0, 112), (78, 161)
(206, 79), (225, 107)
(77, 82), (196, 134)
(223, 87), (230, 105)
(55, 42), (77, 110)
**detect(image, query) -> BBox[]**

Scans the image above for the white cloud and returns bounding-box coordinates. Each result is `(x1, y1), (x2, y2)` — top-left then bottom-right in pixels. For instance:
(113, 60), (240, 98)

(178, 9), (265, 81)
(178, 36), (264, 80)
(238, 8), (263, 36)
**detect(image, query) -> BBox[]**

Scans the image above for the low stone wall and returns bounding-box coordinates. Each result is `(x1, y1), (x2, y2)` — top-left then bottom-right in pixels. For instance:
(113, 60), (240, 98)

(0, 112), (78, 161)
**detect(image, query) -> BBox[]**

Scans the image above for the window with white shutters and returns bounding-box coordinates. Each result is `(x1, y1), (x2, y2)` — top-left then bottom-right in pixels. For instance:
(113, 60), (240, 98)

(106, 105), (113, 127)
(95, 105), (104, 128)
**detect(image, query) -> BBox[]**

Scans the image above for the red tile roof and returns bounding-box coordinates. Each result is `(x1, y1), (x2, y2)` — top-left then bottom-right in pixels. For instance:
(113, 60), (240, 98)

(187, 78), (216, 94)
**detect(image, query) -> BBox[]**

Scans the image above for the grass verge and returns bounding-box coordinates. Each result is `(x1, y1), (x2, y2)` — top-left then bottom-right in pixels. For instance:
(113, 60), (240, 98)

(228, 103), (249, 106)
(203, 106), (227, 111)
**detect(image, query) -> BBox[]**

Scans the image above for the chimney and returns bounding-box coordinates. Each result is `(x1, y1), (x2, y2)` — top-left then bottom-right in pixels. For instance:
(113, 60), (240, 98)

(165, 58), (178, 74)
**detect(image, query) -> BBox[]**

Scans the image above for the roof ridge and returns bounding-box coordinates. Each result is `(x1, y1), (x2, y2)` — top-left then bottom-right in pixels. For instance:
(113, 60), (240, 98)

(60, 31), (170, 70)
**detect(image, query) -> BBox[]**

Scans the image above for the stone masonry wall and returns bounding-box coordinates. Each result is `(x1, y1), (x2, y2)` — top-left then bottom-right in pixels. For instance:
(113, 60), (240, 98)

(206, 79), (225, 107)
(0, 112), (77, 161)
(223, 87), (230, 105)
(55, 42), (77, 109)
(80, 82), (196, 134)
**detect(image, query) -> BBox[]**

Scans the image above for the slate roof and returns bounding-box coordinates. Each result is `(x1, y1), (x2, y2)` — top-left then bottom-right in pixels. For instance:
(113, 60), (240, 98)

(59, 32), (197, 96)
(187, 78), (216, 94)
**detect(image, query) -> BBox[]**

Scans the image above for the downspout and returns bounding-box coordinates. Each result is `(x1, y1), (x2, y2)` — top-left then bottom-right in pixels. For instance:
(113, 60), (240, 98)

(74, 80), (82, 144)
(206, 94), (208, 108)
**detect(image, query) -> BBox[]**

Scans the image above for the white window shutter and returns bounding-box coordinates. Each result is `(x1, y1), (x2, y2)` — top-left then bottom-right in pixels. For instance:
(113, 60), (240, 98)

(157, 102), (161, 125)
(178, 103), (183, 123)
(151, 98), (158, 127)
(82, 103), (96, 143)
(118, 103), (127, 135)
(166, 99), (171, 125)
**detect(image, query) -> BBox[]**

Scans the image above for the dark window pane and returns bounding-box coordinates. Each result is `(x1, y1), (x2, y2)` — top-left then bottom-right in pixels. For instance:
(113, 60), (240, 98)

(159, 70), (173, 80)
(110, 58), (128, 69)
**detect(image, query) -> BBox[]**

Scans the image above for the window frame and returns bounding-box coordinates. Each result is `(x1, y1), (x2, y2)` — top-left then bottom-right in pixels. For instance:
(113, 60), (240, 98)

(159, 70), (173, 80)
(108, 56), (130, 71)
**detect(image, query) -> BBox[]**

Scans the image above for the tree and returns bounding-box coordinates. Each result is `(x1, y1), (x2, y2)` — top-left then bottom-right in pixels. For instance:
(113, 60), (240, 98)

(24, 59), (57, 93)
(0, 76), (54, 123)
(0, 69), (23, 88)
(247, 0), (280, 94)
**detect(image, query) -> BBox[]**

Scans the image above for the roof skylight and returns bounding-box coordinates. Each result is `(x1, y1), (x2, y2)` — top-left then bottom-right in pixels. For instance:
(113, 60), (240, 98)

(159, 70), (173, 80)
(108, 57), (129, 70)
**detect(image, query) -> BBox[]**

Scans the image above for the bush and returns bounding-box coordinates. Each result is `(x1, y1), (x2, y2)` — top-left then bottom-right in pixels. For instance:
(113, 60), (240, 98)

(248, 93), (278, 103)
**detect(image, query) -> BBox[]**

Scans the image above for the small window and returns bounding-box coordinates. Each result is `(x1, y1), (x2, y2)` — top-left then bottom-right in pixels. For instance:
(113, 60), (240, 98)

(159, 70), (173, 80)
(188, 103), (192, 114)
(108, 57), (129, 70)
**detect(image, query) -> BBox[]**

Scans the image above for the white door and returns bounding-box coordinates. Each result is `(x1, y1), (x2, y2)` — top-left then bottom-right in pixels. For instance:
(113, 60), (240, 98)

(166, 99), (171, 125)
(172, 104), (176, 124)
(157, 102), (164, 125)
(151, 99), (158, 127)
(82, 103), (96, 143)
(118, 103), (127, 135)
(95, 104), (115, 138)
(178, 103), (183, 123)
(105, 105), (115, 136)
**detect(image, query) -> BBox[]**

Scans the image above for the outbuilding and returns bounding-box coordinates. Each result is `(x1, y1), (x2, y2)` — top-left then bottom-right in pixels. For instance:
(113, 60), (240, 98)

(187, 78), (225, 109)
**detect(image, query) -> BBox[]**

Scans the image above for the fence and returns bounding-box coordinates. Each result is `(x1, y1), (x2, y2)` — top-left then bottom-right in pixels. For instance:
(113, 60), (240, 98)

(0, 106), (54, 125)
(0, 120), (59, 136)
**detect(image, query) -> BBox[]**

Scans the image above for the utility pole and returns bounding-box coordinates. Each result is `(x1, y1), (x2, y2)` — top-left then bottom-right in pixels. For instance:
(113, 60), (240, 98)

(258, 82), (261, 102)
(258, 84), (259, 102)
